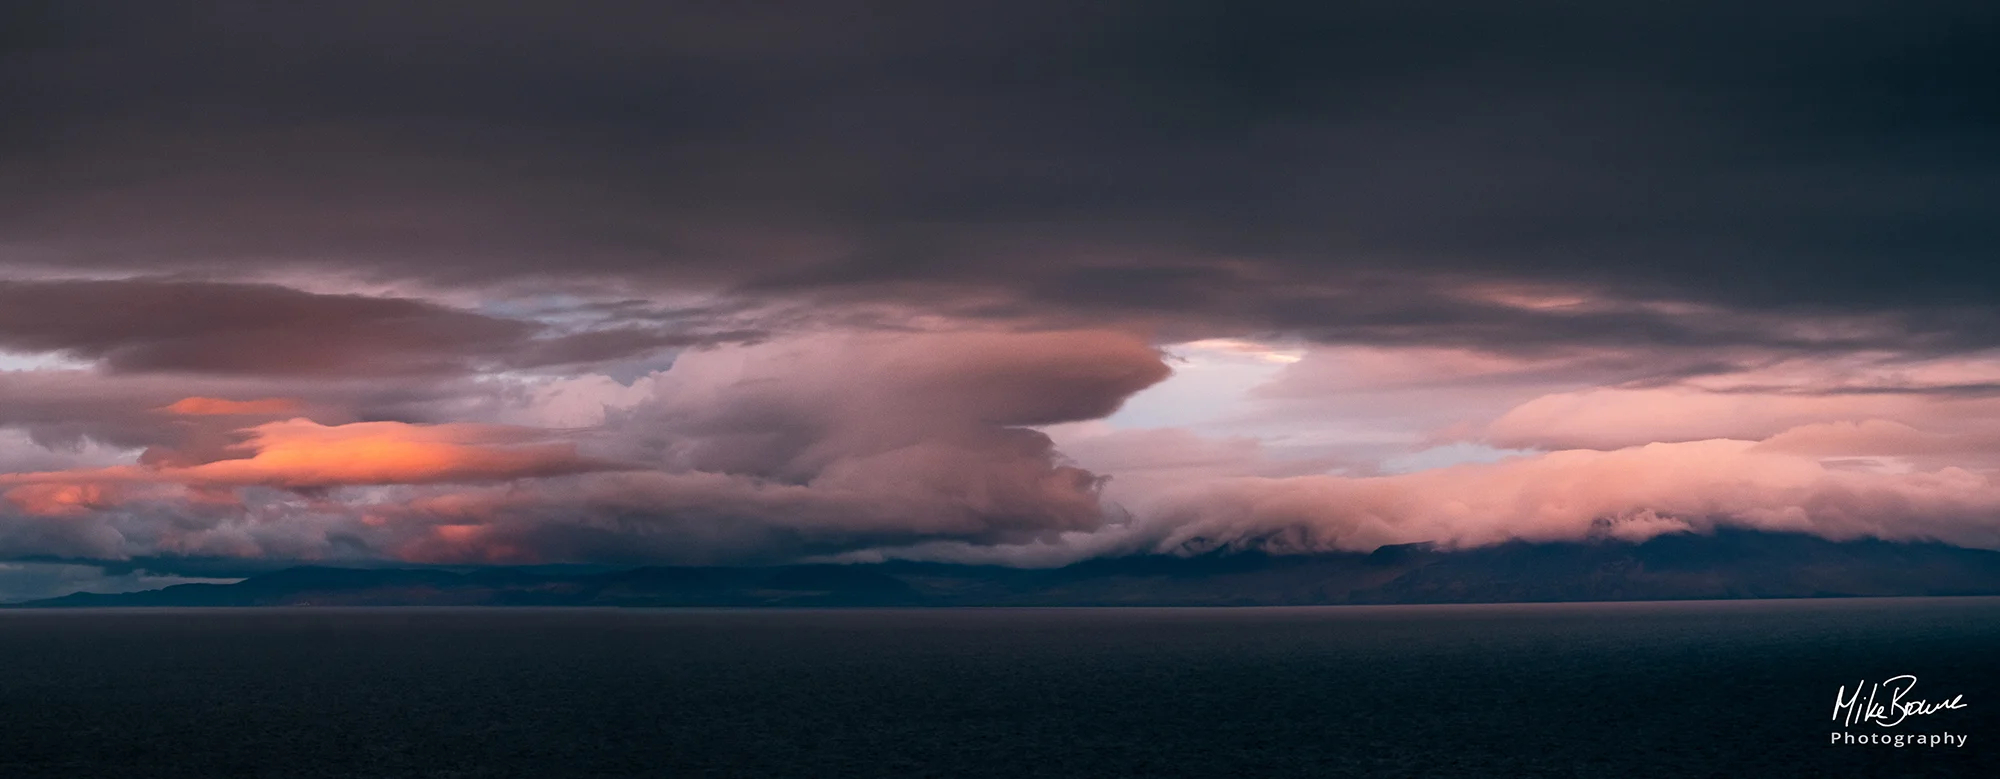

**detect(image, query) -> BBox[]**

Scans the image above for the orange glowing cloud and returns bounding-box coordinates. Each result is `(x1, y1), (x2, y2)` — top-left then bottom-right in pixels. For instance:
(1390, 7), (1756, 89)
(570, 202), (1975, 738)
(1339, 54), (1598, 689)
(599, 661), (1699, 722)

(0, 419), (628, 496)
(183, 419), (621, 488)
(161, 397), (305, 416)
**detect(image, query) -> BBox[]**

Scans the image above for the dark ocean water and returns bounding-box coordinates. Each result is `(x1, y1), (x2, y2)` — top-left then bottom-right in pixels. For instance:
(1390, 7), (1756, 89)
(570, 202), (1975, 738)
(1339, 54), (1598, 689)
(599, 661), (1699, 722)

(1, 599), (1995, 778)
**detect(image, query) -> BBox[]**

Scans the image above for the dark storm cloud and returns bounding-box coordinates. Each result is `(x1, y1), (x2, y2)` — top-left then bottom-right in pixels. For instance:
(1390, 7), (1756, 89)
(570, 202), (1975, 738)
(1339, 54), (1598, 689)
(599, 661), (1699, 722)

(4, 1), (1996, 350)
(0, 278), (713, 376)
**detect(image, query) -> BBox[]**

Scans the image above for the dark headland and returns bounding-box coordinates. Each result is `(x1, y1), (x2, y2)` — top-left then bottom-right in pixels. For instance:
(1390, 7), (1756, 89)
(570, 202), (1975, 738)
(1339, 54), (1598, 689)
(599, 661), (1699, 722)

(12, 530), (2000, 608)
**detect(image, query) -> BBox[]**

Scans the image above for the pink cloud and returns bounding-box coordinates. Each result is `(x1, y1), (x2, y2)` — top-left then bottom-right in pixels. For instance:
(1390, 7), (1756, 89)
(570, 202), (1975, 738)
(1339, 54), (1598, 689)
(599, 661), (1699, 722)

(1481, 353), (2000, 451)
(1482, 387), (1903, 450)
(1134, 438), (2000, 555)
(10, 321), (2000, 569)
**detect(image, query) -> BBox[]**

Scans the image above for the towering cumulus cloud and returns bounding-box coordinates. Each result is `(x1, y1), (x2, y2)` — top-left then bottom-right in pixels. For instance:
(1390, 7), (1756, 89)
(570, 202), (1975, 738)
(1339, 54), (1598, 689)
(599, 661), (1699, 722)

(0, 328), (1171, 565)
(2, 2), (1998, 577)
(390, 330), (1174, 563)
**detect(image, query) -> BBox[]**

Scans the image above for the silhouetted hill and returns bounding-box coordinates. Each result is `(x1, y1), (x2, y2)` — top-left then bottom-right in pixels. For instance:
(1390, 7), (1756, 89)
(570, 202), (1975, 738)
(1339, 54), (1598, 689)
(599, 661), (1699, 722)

(12, 531), (2000, 607)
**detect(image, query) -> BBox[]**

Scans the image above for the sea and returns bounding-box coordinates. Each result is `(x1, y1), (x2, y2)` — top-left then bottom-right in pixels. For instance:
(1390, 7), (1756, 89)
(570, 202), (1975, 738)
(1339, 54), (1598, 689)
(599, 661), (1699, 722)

(1, 598), (1995, 778)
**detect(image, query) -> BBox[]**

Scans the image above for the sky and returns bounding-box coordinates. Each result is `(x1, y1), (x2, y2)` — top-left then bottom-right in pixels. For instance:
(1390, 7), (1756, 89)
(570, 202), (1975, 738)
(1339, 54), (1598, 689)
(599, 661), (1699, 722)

(3, 2), (1999, 593)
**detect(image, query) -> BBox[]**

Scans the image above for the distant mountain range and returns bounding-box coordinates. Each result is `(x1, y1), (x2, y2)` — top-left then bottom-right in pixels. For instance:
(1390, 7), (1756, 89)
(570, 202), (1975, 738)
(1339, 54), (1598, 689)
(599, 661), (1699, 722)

(11, 530), (2000, 608)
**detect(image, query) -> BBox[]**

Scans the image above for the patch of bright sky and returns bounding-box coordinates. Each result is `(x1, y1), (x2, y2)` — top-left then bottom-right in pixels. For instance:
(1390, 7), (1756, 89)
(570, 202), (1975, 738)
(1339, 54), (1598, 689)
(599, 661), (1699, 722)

(1379, 442), (1537, 474)
(1106, 338), (1403, 459)
(0, 350), (92, 371)
(1104, 339), (1545, 473)
(1106, 338), (1302, 430)
(474, 292), (604, 324)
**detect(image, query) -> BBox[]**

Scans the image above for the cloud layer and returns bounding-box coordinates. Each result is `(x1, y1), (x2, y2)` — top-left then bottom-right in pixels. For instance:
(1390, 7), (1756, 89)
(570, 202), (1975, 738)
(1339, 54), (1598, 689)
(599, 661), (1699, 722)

(3, 2), (1998, 576)
(0, 329), (1176, 565)
(5, 3), (1997, 349)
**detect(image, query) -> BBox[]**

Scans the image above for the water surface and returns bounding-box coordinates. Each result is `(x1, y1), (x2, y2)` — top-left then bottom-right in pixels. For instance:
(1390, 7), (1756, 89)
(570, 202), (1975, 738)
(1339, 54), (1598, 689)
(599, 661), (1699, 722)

(2, 599), (1995, 777)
